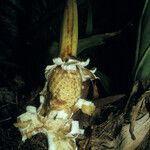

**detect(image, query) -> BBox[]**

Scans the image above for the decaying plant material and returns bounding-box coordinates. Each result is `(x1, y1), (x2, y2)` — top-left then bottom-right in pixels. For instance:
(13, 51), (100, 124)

(76, 81), (150, 150)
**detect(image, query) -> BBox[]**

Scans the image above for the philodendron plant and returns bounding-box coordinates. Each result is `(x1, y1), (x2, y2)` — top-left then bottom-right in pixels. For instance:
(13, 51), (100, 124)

(14, 0), (98, 149)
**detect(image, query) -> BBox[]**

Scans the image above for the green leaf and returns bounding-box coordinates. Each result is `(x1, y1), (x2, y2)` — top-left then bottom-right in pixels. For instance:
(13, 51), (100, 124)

(133, 0), (150, 80)
(134, 46), (150, 80)
(86, 0), (93, 35)
(77, 31), (120, 55)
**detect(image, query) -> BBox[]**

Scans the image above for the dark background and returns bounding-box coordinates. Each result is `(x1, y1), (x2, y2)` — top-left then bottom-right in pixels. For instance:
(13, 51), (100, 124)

(0, 0), (145, 95)
(0, 0), (147, 149)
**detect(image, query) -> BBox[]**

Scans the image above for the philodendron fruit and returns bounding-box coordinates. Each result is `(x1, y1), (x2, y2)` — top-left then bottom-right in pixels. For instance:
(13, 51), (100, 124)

(14, 0), (99, 150)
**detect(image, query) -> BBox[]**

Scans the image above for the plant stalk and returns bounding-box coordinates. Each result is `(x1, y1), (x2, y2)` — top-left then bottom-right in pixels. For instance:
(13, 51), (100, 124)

(60, 0), (78, 60)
